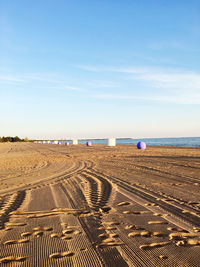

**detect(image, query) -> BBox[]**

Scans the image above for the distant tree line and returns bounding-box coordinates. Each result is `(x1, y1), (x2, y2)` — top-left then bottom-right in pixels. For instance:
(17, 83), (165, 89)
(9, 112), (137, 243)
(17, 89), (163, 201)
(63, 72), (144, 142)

(0, 136), (29, 142)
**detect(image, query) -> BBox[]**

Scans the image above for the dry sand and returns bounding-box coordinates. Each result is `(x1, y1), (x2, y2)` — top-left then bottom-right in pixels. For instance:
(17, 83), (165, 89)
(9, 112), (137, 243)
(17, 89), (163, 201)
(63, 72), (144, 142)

(0, 142), (200, 266)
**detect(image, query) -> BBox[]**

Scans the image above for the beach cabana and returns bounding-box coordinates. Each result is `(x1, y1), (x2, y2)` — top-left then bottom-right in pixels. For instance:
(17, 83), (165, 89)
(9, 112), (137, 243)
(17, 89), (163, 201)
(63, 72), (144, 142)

(108, 138), (116, 146)
(72, 139), (78, 145)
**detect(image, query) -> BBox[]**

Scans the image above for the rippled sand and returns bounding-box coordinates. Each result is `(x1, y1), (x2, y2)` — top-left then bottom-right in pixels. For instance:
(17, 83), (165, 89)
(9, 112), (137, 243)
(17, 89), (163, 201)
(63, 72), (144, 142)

(0, 143), (200, 266)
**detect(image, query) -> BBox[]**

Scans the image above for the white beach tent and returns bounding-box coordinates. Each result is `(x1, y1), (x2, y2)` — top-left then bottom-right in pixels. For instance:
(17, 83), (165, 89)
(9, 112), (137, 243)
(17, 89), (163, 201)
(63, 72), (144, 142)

(72, 139), (78, 145)
(107, 138), (116, 146)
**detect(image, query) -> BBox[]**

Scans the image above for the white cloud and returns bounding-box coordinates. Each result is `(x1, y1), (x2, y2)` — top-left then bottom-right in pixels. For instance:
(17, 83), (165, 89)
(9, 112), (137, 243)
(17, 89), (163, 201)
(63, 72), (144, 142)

(0, 75), (26, 83)
(0, 73), (85, 92)
(130, 71), (200, 91)
(75, 65), (103, 72)
(46, 85), (86, 92)
(0, 73), (73, 85)
(1, 67), (200, 104)
(92, 93), (200, 104)
(86, 80), (119, 88)
(77, 64), (200, 103)
(76, 64), (200, 89)
(76, 64), (149, 74)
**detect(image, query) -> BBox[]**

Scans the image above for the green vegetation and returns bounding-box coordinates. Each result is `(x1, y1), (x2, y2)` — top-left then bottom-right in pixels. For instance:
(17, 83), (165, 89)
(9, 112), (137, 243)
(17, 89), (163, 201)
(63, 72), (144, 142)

(0, 136), (29, 142)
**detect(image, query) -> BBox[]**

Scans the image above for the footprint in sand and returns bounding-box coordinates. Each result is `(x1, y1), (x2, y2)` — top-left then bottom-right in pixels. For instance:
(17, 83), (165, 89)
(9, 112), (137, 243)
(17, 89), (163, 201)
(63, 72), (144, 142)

(4, 239), (29, 245)
(152, 232), (165, 237)
(125, 225), (135, 230)
(97, 241), (123, 248)
(49, 251), (74, 259)
(98, 226), (117, 230)
(117, 202), (130, 207)
(73, 230), (82, 235)
(140, 231), (151, 237)
(5, 227), (13, 231)
(140, 241), (170, 250)
(174, 239), (200, 247)
(32, 231), (43, 237)
(140, 211), (150, 214)
(99, 233), (109, 239)
(122, 210), (132, 214)
(0, 256), (26, 263)
(50, 233), (63, 238)
(109, 233), (119, 238)
(123, 210), (149, 215)
(61, 223), (68, 227)
(153, 213), (162, 216)
(99, 233), (119, 239)
(33, 226), (53, 231)
(193, 227), (200, 233)
(167, 227), (188, 232)
(182, 210), (190, 214)
(6, 222), (26, 227)
(128, 232), (140, 237)
(62, 229), (74, 234)
(80, 248), (88, 251)
(128, 231), (151, 237)
(123, 211), (140, 214)
(128, 230), (165, 238)
(188, 201), (200, 205)
(21, 232), (32, 237)
(101, 238), (118, 243)
(145, 203), (155, 206)
(125, 225), (144, 230)
(169, 232), (197, 240)
(186, 239), (200, 246)
(99, 206), (111, 213)
(176, 240), (186, 246)
(148, 221), (168, 225)
(78, 213), (92, 218)
(61, 236), (72, 240)
(159, 255), (168, 259)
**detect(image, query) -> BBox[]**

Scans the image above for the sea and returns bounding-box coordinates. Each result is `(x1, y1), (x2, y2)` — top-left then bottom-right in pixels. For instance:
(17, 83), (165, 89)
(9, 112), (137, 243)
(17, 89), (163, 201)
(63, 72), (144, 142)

(60, 137), (200, 148)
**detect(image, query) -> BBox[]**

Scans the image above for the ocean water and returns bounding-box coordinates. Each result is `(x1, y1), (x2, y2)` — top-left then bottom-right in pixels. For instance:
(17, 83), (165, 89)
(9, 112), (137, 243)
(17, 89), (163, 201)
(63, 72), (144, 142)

(61, 137), (200, 148)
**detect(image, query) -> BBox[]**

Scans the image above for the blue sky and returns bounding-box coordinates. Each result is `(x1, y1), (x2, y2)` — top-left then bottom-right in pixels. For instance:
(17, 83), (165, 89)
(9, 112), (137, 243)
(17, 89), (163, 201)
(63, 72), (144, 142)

(0, 0), (200, 139)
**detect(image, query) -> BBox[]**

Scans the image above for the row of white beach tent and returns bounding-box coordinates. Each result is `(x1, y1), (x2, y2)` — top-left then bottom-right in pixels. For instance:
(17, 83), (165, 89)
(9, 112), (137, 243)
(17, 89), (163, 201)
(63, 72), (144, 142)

(34, 138), (116, 146)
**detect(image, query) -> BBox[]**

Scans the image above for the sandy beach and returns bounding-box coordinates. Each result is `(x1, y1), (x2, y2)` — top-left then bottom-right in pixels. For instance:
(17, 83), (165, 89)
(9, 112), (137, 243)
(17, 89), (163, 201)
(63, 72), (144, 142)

(0, 142), (200, 266)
